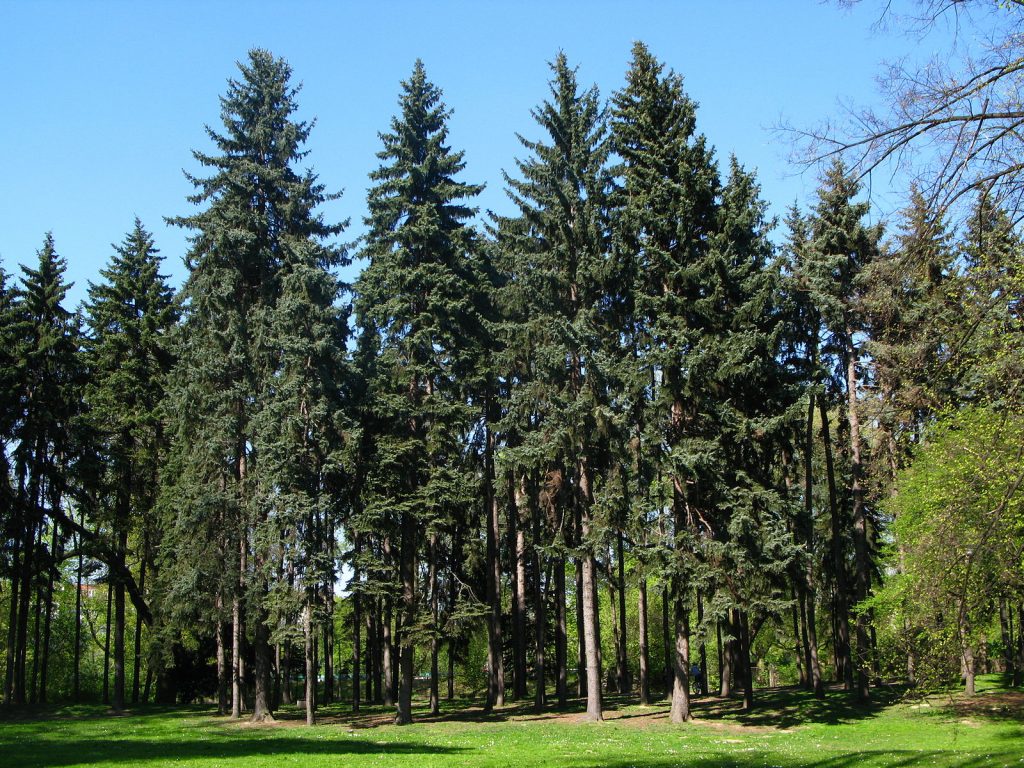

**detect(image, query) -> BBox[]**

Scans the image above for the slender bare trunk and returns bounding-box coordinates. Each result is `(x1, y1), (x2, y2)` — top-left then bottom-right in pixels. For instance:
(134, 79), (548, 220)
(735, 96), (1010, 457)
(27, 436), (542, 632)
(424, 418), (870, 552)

(395, 512), (416, 725)
(215, 595), (227, 715)
(845, 331), (871, 702)
(820, 398), (852, 689)
(484, 423), (504, 711)
(304, 603), (315, 725)
(578, 457), (602, 721)
(638, 577), (650, 704)
(428, 531), (440, 716)
(555, 552), (567, 706)
(616, 530), (629, 694)
(352, 533), (361, 714)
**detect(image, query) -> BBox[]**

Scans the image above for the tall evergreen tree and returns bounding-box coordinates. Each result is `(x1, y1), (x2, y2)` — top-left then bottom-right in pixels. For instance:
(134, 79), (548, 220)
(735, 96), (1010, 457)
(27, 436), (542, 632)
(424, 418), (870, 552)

(499, 52), (612, 721)
(354, 59), (484, 725)
(6, 235), (82, 705)
(805, 159), (883, 701)
(84, 220), (177, 710)
(163, 49), (343, 722)
(610, 42), (718, 722)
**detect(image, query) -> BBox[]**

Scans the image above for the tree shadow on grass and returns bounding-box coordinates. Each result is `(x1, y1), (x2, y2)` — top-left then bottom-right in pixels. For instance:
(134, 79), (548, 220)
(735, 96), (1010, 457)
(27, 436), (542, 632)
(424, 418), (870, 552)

(0, 731), (467, 768)
(573, 751), (1018, 768)
(304, 686), (898, 731)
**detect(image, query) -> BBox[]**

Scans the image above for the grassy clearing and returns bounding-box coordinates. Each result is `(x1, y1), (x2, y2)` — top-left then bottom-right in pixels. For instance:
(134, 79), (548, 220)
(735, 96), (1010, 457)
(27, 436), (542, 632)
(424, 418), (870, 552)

(2, 677), (1021, 768)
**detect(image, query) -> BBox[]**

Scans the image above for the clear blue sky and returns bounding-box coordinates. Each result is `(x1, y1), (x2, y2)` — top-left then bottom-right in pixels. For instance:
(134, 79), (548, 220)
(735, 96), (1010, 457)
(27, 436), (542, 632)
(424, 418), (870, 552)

(0, 0), (951, 307)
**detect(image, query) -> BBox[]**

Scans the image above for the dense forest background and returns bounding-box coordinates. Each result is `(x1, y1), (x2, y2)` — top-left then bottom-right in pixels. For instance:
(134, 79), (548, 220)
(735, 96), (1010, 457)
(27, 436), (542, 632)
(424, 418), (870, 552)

(2, 3), (1023, 727)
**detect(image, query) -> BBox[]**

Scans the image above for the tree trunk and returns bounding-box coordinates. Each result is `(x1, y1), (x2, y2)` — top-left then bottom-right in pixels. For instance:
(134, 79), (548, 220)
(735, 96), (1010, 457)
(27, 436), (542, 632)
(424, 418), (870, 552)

(739, 610), (754, 711)
(717, 620), (728, 697)
(819, 398), (853, 690)
(616, 530), (629, 694)
(113, 525), (128, 711)
(250, 603), (275, 722)
(103, 574), (113, 705)
(696, 589), (708, 696)
(73, 525), (82, 702)
(132, 549), (147, 705)
(322, 586), (335, 705)
(845, 330), (872, 702)
(39, 521), (60, 705)
(555, 551), (567, 706)
(793, 595), (807, 688)
(512, 481), (528, 704)
(662, 586), (672, 698)
(231, 596), (242, 716)
(30, 523), (44, 704)
(669, 589), (691, 723)
(216, 595), (227, 715)
(607, 564), (621, 694)
(5, 533), (21, 705)
(577, 457), (602, 721)
(580, 549), (602, 721)
(483, 424), (504, 711)
(1015, 603), (1024, 687)
(575, 558), (586, 698)
(802, 394), (825, 698)
(299, 602), (312, 725)
(532, 482), (546, 712)
(382, 597), (394, 706)
(352, 534), (361, 714)
(638, 577), (650, 705)
(395, 512), (416, 725)
(428, 531), (440, 716)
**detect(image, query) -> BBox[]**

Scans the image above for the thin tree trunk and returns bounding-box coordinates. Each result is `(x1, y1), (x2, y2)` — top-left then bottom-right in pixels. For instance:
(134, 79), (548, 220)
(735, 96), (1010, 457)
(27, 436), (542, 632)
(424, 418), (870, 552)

(483, 423), (504, 711)
(352, 533), (361, 714)
(132, 549), (147, 705)
(662, 585), (672, 698)
(802, 394), (825, 698)
(819, 398), (852, 690)
(793, 594), (807, 688)
(30, 522), (44, 704)
(845, 331), (872, 702)
(717, 620), (727, 697)
(216, 595), (227, 715)
(428, 531), (440, 716)
(555, 552), (567, 707)
(616, 530), (629, 694)
(638, 577), (650, 705)
(739, 610), (754, 711)
(607, 563), (621, 693)
(575, 558), (586, 698)
(231, 573), (243, 716)
(5, 534), (21, 705)
(578, 457), (602, 721)
(73, 524), (82, 702)
(103, 573), (112, 705)
(39, 520), (60, 705)
(14, 467), (41, 706)
(515, 486), (528, 701)
(113, 525), (128, 711)
(323, 586), (335, 705)
(395, 511), (416, 725)
(1014, 603), (1024, 687)
(304, 603), (315, 725)
(382, 597), (394, 706)
(533, 551), (546, 713)
(696, 588), (708, 696)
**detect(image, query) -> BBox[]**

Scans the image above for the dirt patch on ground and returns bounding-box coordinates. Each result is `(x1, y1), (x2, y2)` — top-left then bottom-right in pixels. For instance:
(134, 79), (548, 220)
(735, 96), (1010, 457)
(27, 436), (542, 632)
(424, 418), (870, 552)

(944, 691), (1024, 722)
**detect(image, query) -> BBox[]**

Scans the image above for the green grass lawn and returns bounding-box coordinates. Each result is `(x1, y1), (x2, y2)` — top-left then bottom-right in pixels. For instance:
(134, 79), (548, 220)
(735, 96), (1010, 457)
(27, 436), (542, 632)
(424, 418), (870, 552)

(2, 678), (1021, 768)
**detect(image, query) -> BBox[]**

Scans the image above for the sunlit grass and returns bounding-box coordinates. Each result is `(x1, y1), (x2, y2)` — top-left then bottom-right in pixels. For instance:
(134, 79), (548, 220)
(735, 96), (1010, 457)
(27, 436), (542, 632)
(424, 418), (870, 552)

(1, 676), (1021, 767)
